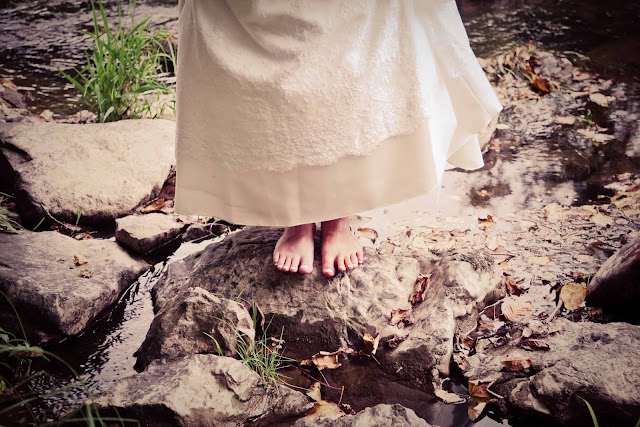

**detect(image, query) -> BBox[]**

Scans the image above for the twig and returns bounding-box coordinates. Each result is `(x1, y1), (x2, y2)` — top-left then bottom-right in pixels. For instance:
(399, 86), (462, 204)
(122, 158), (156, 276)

(338, 386), (345, 407)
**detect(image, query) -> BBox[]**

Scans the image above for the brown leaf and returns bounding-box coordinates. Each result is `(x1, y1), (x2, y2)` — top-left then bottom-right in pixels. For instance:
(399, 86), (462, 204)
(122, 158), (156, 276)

(387, 230), (412, 247)
(77, 269), (92, 279)
(389, 309), (414, 329)
(361, 333), (380, 356)
(140, 198), (166, 213)
(386, 334), (407, 349)
(520, 339), (550, 351)
(527, 255), (553, 266)
(504, 277), (524, 296)
(556, 116), (576, 125)
(311, 351), (342, 370)
(378, 241), (396, 254)
(338, 346), (357, 355)
(301, 401), (345, 422)
(478, 214), (494, 224)
(468, 397), (493, 421)
(530, 75), (550, 93)
(306, 382), (322, 402)
(355, 227), (378, 244)
(560, 282), (587, 311)
(502, 302), (533, 322)
(435, 389), (465, 404)
(468, 380), (499, 399)
(501, 358), (533, 371)
(409, 274), (431, 304)
(73, 255), (88, 266)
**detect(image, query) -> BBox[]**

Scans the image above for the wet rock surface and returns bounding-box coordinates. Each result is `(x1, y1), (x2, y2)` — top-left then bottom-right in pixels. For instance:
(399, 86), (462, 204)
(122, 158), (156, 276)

(294, 403), (433, 427)
(96, 354), (311, 427)
(181, 222), (228, 243)
(134, 286), (255, 371)
(0, 119), (175, 225)
(0, 230), (148, 344)
(151, 226), (503, 391)
(115, 212), (186, 255)
(463, 318), (640, 425)
(586, 233), (640, 318)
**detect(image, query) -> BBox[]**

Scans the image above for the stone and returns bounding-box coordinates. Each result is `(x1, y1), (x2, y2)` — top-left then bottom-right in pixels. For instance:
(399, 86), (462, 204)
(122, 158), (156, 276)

(134, 287), (255, 371)
(151, 226), (503, 391)
(0, 230), (148, 344)
(463, 318), (640, 425)
(95, 354), (311, 427)
(115, 213), (186, 255)
(181, 222), (228, 243)
(586, 233), (640, 317)
(0, 119), (175, 225)
(293, 403), (432, 427)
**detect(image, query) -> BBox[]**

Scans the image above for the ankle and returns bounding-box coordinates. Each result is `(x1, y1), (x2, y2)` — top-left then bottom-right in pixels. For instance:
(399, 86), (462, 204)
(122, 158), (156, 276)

(321, 217), (350, 233)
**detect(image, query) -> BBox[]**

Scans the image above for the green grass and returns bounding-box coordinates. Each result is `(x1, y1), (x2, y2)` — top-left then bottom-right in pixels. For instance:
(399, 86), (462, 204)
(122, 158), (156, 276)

(205, 303), (294, 387)
(59, 0), (176, 122)
(0, 290), (138, 425)
(578, 396), (640, 427)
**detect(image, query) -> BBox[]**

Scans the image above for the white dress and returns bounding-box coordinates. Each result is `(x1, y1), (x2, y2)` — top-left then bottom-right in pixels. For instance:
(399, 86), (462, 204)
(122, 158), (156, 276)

(174, 0), (503, 226)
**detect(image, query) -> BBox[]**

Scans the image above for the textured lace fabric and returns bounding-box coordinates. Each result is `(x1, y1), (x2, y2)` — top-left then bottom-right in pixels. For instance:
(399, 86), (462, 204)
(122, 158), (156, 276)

(175, 0), (498, 173)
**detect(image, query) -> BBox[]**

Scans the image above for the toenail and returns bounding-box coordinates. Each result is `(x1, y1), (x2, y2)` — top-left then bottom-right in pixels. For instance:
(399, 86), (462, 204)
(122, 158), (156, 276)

(324, 269), (333, 273)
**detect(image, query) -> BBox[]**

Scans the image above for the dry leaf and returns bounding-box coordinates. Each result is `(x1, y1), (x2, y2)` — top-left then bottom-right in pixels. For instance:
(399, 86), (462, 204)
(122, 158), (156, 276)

(311, 351), (342, 370)
(356, 227), (378, 243)
(78, 269), (92, 279)
(591, 213), (614, 226)
(530, 75), (550, 93)
(478, 214), (494, 224)
(435, 389), (465, 404)
(589, 92), (610, 107)
(543, 203), (571, 222)
(141, 198), (166, 213)
(409, 274), (431, 304)
(527, 256), (553, 266)
(504, 277), (525, 296)
(389, 309), (414, 329)
(501, 358), (533, 371)
(576, 254), (596, 263)
(306, 382), (322, 402)
(593, 133), (615, 144)
(560, 282), (587, 311)
(520, 339), (550, 351)
(361, 333), (380, 356)
(386, 334), (407, 349)
(387, 230), (412, 247)
(301, 401), (345, 422)
(499, 260), (514, 275)
(502, 302), (534, 321)
(556, 116), (576, 125)
(73, 255), (88, 266)
(468, 398), (488, 421)
(378, 241), (396, 254)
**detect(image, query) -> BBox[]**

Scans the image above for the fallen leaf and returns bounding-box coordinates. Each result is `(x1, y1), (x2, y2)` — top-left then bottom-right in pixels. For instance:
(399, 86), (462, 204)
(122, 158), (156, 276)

(530, 75), (550, 93)
(378, 241), (396, 254)
(386, 334), (407, 349)
(435, 389), (465, 404)
(499, 260), (514, 275)
(73, 255), (88, 266)
(389, 309), (414, 329)
(527, 256), (553, 266)
(502, 302), (533, 321)
(560, 282), (587, 311)
(589, 92), (611, 107)
(572, 71), (593, 81)
(141, 198), (166, 213)
(338, 346), (357, 355)
(356, 227), (378, 243)
(39, 109), (54, 121)
(301, 401), (345, 422)
(77, 269), (92, 278)
(306, 382), (322, 402)
(468, 398), (488, 421)
(489, 138), (501, 151)
(468, 380), (502, 400)
(387, 230), (412, 247)
(504, 277), (525, 296)
(556, 116), (576, 125)
(543, 203), (570, 222)
(592, 133), (615, 144)
(478, 214), (494, 224)
(311, 351), (342, 370)
(501, 358), (533, 371)
(409, 274), (431, 304)
(361, 333), (380, 356)
(591, 212), (614, 226)
(520, 339), (550, 351)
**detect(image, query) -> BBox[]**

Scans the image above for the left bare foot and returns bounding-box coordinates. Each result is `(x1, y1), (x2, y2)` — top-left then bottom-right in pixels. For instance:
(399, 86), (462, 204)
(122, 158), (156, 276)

(320, 217), (363, 277)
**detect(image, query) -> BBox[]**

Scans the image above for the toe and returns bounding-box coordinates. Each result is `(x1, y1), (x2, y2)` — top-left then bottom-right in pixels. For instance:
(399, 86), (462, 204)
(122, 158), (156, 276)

(277, 256), (287, 270)
(289, 255), (301, 272)
(356, 249), (364, 265)
(322, 255), (335, 277)
(349, 253), (358, 268)
(283, 256), (293, 272)
(336, 255), (347, 272)
(273, 252), (280, 265)
(299, 257), (313, 274)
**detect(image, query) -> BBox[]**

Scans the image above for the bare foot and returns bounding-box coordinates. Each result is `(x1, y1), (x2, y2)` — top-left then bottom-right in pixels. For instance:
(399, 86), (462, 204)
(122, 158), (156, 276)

(273, 223), (316, 274)
(320, 217), (363, 277)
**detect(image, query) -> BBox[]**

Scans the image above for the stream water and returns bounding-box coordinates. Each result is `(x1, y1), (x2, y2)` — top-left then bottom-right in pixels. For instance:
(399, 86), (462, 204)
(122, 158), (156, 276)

(1, 0), (639, 426)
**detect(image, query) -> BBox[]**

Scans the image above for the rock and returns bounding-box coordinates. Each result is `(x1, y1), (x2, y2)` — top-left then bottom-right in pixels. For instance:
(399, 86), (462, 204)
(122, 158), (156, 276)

(96, 354), (311, 426)
(181, 222), (228, 243)
(463, 318), (640, 425)
(134, 287), (254, 371)
(0, 119), (176, 225)
(115, 213), (186, 255)
(586, 233), (640, 317)
(294, 403), (432, 427)
(151, 226), (503, 391)
(0, 230), (148, 344)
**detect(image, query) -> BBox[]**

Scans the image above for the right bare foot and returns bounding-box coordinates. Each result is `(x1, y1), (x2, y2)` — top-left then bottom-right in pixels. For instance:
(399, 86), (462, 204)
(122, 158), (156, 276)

(273, 223), (316, 274)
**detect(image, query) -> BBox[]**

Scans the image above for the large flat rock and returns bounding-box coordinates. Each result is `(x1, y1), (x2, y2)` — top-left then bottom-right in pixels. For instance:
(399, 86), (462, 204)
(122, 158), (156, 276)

(0, 119), (175, 225)
(0, 230), (149, 344)
(463, 318), (640, 425)
(151, 226), (503, 390)
(115, 213), (186, 255)
(96, 354), (311, 427)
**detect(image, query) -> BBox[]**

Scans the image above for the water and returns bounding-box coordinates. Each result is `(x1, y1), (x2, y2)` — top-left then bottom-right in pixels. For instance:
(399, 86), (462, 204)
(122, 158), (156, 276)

(1, 0), (639, 425)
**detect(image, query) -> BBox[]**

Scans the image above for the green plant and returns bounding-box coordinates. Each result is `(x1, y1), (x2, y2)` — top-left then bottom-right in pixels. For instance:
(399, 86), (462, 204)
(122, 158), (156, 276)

(0, 192), (25, 233)
(0, 290), (138, 425)
(205, 303), (294, 386)
(578, 396), (640, 427)
(60, 0), (175, 122)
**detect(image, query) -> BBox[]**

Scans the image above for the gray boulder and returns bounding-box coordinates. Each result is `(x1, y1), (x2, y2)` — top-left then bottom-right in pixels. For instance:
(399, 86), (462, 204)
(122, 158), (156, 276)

(463, 318), (640, 425)
(0, 230), (148, 344)
(151, 226), (503, 390)
(96, 354), (311, 427)
(294, 403), (432, 426)
(181, 222), (228, 243)
(0, 119), (175, 225)
(586, 233), (640, 317)
(134, 287), (255, 371)
(115, 213), (186, 255)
